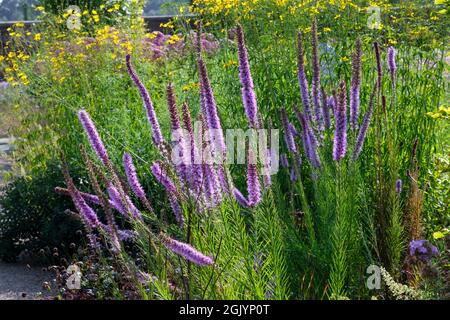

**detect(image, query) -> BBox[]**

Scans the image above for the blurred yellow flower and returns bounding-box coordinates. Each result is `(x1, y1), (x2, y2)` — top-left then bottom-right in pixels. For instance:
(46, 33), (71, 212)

(34, 33), (41, 41)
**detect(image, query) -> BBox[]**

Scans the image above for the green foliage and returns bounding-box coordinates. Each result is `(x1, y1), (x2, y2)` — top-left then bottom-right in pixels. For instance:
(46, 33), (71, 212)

(0, 161), (83, 262)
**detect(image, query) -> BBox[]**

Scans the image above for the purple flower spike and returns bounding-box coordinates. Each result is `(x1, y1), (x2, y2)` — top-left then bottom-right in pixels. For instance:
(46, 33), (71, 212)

(236, 25), (259, 129)
(297, 32), (312, 121)
(280, 153), (289, 168)
(197, 57), (226, 154)
(396, 179), (402, 194)
(387, 46), (397, 81)
(295, 108), (321, 168)
(71, 187), (100, 228)
(328, 95), (336, 117)
(123, 153), (146, 200)
(78, 110), (110, 167)
(126, 55), (164, 146)
(233, 187), (249, 207)
(168, 193), (184, 227)
(150, 162), (180, 198)
(311, 18), (323, 132)
(247, 151), (261, 207)
(290, 167), (297, 181)
(352, 83), (376, 161)
(162, 235), (214, 266)
(333, 80), (348, 162)
(349, 39), (362, 130)
(107, 183), (141, 220)
(281, 108), (297, 154)
(321, 87), (331, 129)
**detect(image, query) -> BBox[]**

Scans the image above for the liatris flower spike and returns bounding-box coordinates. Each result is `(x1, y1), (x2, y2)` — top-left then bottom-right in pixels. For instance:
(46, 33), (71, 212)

(161, 234), (214, 266)
(396, 178), (402, 194)
(78, 110), (110, 167)
(297, 32), (311, 121)
(236, 24), (259, 128)
(233, 187), (249, 207)
(311, 18), (323, 132)
(247, 150), (261, 207)
(333, 80), (348, 161)
(387, 46), (397, 82)
(126, 55), (164, 146)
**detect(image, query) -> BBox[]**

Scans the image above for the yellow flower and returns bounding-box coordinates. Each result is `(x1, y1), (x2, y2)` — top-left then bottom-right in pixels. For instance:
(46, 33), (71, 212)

(323, 27), (332, 32)
(0, 55), (4, 62)
(340, 56), (350, 62)
(14, 23), (24, 28)
(34, 33), (41, 41)
(35, 6), (45, 12)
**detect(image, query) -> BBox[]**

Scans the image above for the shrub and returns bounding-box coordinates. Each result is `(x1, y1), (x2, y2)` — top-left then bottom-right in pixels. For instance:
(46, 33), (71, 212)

(0, 161), (83, 262)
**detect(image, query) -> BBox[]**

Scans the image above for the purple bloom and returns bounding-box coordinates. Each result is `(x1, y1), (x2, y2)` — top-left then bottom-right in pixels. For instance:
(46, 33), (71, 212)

(328, 95), (336, 117)
(311, 19), (323, 132)
(281, 108), (297, 154)
(374, 42), (383, 91)
(197, 57), (226, 153)
(78, 110), (110, 167)
(150, 162), (180, 198)
(409, 240), (438, 262)
(236, 25), (259, 128)
(126, 55), (164, 146)
(280, 153), (289, 168)
(203, 164), (222, 207)
(333, 80), (348, 161)
(296, 108), (321, 168)
(289, 122), (299, 137)
(70, 186), (100, 228)
(162, 235), (214, 266)
(123, 153), (146, 200)
(290, 167), (297, 181)
(247, 151), (261, 207)
(352, 83), (376, 161)
(349, 39), (362, 130)
(233, 187), (249, 207)
(396, 179), (402, 194)
(321, 87), (331, 129)
(387, 46), (397, 81)
(107, 183), (141, 220)
(297, 32), (312, 122)
(262, 149), (272, 187)
(167, 82), (181, 131)
(168, 192), (184, 227)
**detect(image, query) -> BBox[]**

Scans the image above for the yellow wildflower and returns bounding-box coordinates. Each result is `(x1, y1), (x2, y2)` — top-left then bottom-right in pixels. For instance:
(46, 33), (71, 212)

(34, 33), (41, 41)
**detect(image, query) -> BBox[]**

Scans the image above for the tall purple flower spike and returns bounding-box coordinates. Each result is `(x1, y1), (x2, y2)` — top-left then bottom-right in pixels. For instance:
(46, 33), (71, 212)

(70, 186), (101, 228)
(247, 150), (261, 207)
(297, 32), (312, 121)
(78, 110), (110, 167)
(126, 55), (164, 146)
(352, 83), (376, 161)
(162, 235), (214, 266)
(281, 107), (297, 154)
(168, 192), (184, 227)
(197, 57), (226, 154)
(182, 102), (203, 192)
(107, 183), (142, 220)
(333, 80), (348, 161)
(297, 109), (321, 168)
(123, 153), (146, 200)
(233, 187), (249, 207)
(321, 87), (331, 129)
(150, 162), (180, 198)
(167, 83), (188, 182)
(311, 18), (323, 133)
(387, 46), (397, 81)
(350, 39), (362, 130)
(236, 25), (259, 129)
